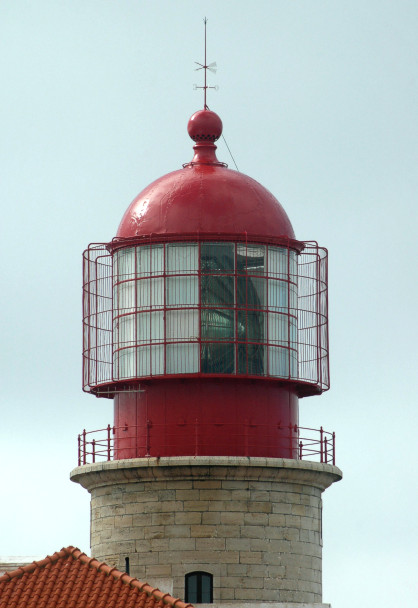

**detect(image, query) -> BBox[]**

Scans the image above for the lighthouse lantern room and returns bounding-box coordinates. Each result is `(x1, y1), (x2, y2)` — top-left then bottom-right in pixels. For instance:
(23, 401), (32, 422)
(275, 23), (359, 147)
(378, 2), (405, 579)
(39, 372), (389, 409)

(81, 109), (330, 461)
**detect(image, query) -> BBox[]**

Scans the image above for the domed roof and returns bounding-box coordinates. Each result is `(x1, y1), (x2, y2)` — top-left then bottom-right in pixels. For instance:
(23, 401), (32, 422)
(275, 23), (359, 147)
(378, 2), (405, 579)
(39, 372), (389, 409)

(116, 110), (295, 241)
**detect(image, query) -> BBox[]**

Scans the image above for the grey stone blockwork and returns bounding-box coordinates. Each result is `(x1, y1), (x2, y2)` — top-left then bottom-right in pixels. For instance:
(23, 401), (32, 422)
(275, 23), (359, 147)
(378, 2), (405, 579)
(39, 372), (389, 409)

(71, 457), (341, 604)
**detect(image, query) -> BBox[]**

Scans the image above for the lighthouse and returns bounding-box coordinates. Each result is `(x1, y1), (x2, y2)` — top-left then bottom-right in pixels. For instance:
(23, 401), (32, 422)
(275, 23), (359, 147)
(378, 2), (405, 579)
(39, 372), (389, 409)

(71, 103), (342, 606)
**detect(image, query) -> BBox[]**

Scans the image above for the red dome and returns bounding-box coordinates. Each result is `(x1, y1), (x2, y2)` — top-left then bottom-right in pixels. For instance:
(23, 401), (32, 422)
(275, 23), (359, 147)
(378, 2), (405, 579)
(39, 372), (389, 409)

(116, 110), (295, 241)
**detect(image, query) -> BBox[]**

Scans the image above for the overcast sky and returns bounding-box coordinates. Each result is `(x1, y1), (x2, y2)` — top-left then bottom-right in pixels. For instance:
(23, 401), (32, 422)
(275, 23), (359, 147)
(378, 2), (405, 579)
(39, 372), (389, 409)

(1, 2), (417, 607)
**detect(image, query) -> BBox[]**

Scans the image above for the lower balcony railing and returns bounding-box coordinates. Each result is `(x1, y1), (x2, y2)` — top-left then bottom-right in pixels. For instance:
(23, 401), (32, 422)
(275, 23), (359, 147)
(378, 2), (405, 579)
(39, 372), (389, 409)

(77, 423), (335, 466)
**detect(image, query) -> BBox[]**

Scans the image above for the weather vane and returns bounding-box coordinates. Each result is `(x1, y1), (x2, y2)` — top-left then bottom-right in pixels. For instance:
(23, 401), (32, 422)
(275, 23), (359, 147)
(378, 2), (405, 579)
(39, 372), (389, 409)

(194, 17), (218, 109)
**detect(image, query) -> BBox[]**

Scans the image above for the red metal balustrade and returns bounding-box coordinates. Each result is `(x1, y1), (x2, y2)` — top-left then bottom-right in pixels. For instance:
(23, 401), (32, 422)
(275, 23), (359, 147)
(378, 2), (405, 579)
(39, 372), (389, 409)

(77, 423), (335, 466)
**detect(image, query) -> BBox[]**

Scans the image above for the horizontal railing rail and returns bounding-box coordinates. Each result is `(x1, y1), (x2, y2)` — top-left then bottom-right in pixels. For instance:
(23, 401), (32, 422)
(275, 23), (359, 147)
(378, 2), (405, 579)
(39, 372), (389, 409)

(77, 423), (335, 466)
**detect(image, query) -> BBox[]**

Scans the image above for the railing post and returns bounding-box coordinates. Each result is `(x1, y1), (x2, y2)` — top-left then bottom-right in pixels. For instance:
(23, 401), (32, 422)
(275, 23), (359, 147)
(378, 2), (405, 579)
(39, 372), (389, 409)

(107, 424), (111, 461)
(77, 434), (81, 467)
(82, 429), (87, 465)
(324, 436), (328, 464)
(146, 420), (151, 457)
(92, 439), (96, 464)
(320, 426), (324, 463)
(299, 441), (303, 460)
(332, 431), (336, 465)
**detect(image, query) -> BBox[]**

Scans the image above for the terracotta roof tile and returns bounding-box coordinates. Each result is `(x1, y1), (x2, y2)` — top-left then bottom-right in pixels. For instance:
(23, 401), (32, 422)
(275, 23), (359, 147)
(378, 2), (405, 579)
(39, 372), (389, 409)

(0, 547), (194, 608)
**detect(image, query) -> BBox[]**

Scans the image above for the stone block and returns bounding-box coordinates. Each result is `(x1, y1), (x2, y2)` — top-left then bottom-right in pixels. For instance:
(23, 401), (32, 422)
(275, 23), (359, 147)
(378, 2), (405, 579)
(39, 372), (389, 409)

(175, 489), (200, 501)
(166, 480), (193, 489)
(196, 538), (226, 551)
(215, 525), (240, 538)
(220, 512), (244, 525)
(226, 564), (248, 575)
(164, 524), (191, 538)
(168, 537), (196, 551)
(247, 501), (272, 513)
(268, 513), (286, 526)
(221, 480), (248, 489)
(202, 512), (221, 525)
(234, 587), (265, 600)
(190, 525), (217, 538)
(199, 489), (231, 501)
(238, 551), (263, 564)
(114, 514), (133, 527)
(144, 525), (165, 539)
(151, 512), (175, 526)
(240, 525), (266, 539)
(175, 511), (201, 525)
(272, 502), (292, 515)
(243, 512), (268, 526)
(183, 500), (209, 511)
(132, 513), (152, 527)
(225, 538), (251, 552)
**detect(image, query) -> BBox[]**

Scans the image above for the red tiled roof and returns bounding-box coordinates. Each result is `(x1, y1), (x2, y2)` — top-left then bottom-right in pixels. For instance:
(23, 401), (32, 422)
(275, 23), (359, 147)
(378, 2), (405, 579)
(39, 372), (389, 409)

(0, 547), (193, 608)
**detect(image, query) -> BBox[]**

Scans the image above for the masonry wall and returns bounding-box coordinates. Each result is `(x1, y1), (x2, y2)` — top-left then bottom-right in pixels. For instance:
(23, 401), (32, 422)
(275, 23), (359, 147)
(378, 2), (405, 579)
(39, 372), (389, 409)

(71, 457), (341, 605)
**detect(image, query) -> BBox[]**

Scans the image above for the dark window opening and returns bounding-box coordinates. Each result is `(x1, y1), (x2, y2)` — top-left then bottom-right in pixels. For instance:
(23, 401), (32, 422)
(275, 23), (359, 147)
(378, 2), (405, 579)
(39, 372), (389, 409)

(125, 556), (130, 575)
(185, 571), (213, 604)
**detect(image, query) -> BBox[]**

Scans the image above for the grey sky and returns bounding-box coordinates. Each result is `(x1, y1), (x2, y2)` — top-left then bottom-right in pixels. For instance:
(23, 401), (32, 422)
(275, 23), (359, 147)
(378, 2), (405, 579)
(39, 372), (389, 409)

(1, 2), (417, 607)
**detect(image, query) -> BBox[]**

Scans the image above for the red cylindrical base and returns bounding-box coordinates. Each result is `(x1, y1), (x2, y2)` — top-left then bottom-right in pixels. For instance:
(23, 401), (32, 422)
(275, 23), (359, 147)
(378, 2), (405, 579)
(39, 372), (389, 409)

(114, 378), (299, 459)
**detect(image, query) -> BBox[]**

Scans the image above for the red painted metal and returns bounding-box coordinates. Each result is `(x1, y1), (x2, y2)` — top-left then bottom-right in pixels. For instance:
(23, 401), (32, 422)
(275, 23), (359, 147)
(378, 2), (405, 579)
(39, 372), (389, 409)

(82, 239), (329, 397)
(113, 378), (298, 458)
(116, 165), (295, 242)
(81, 108), (332, 464)
(77, 423), (335, 466)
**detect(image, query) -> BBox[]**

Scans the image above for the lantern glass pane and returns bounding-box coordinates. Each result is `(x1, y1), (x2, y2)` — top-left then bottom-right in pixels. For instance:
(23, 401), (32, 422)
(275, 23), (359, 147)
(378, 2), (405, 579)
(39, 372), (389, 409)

(201, 275), (234, 306)
(166, 310), (199, 341)
(167, 243), (198, 274)
(167, 276), (198, 306)
(166, 344), (199, 373)
(136, 245), (164, 277)
(201, 342), (235, 374)
(137, 277), (164, 309)
(201, 309), (234, 341)
(268, 246), (288, 278)
(201, 243), (234, 273)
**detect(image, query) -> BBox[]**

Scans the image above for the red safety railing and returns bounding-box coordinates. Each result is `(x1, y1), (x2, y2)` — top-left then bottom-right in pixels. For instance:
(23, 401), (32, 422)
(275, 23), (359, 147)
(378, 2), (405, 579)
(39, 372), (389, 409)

(77, 423), (335, 466)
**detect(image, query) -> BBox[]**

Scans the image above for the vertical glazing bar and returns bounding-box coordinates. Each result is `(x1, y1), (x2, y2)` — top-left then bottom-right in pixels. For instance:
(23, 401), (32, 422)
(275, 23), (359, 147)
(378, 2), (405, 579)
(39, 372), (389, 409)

(324, 250), (330, 389)
(163, 243), (167, 374)
(149, 239), (153, 376)
(134, 245), (138, 379)
(245, 239), (248, 374)
(287, 240), (291, 379)
(95, 257), (99, 387)
(316, 249), (321, 386)
(86, 250), (92, 388)
(234, 242), (238, 374)
(198, 241), (201, 372)
(266, 245), (269, 377)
